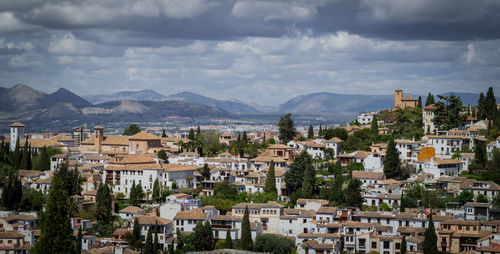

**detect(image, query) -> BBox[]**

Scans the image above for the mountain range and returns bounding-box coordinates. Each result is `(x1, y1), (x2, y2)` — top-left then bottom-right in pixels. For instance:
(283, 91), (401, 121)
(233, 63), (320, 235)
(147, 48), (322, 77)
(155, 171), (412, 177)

(0, 84), (497, 131)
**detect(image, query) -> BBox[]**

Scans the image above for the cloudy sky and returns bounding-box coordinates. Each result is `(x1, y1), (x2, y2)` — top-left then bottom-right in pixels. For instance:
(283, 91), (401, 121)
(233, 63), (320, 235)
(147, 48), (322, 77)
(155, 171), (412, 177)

(1, 0), (499, 105)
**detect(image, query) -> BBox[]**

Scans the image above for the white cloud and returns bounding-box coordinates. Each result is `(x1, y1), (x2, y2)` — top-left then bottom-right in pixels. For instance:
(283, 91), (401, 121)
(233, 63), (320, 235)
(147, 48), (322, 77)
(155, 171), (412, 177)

(48, 32), (99, 55)
(0, 12), (32, 33)
(232, 0), (328, 21)
(161, 0), (216, 19)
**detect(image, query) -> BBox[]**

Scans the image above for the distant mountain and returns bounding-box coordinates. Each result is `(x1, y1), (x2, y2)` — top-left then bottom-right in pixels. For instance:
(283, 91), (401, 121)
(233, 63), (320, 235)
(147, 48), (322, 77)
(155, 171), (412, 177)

(40, 88), (93, 108)
(167, 91), (261, 113)
(437, 92), (500, 106)
(84, 89), (168, 104)
(278, 92), (394, 114)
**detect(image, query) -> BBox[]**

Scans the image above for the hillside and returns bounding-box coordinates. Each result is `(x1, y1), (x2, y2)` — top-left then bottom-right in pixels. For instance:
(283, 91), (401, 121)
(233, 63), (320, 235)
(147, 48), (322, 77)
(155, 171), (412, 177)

(167, 91), (261, 113)
(84, 89), (168, 104)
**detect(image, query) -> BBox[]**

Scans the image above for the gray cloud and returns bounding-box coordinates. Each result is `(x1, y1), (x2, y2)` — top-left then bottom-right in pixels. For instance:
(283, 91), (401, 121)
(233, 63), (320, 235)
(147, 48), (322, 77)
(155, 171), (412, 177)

(0, 0), (499, 105)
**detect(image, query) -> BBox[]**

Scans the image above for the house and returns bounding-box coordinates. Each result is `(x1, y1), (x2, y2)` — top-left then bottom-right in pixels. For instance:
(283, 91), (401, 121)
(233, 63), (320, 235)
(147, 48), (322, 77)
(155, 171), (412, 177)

(295, 199), (329, 211)
(232, 201), (284, 234)
(352, 171), (385, 188)
(119, 206), (145, 219)
(395, 139), (421, 162)
(414, 158), (464, 178)
(324, 137), (343, 159)
(80, 126), (129, 154)
(427, 135), (466, 159)
(464, 202), (490, 221)
(210, 213), (262, 241)
(173, 208), (213, 233)
(0, 231), (30, 253)
(357, 112), (375, 125)
(128, 131), (162, 155)
(438, 220), (491, 253)
(134, 215), (174, 250)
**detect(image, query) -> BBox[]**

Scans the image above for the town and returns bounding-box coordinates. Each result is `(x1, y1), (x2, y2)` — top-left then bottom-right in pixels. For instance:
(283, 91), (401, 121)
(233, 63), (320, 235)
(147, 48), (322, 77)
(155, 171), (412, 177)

(0, 87), (499, 254)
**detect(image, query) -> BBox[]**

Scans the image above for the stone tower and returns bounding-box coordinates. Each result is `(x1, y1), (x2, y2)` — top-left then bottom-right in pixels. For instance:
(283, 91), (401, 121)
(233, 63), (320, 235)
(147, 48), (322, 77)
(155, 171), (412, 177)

(94, 126), (104, 154)
(395, 89), (403, 108)
(10, 122), (25, 151)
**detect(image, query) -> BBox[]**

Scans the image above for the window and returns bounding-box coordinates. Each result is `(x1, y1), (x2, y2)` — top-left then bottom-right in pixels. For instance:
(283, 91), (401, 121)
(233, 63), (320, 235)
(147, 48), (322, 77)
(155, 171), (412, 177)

(383, 241), (390, 249)
(396, 243), (400, 249)
(372, 242), (377, 249)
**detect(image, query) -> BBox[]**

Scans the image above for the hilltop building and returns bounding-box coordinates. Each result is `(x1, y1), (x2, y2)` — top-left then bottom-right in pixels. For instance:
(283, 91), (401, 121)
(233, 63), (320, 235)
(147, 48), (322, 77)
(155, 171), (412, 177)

(9, 122), (25, 151)
(394, 89), (418, 109)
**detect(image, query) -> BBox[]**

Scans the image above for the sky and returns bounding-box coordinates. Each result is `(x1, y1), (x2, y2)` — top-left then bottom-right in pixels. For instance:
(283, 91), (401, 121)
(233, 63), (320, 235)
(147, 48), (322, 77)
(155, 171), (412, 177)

(0, 0), (500, 105)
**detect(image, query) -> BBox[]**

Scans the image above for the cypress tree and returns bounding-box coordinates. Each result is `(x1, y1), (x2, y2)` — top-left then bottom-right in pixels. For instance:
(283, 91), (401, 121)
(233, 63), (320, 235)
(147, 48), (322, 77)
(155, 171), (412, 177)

(345, 178), (364, 208)
(161, 129), (167, 138)
(95, 183), (112, 224)
(319, 124), (323, 136)
(194, 221), (205, 251)
(132, 218), (141, 248)
(200, 163), (211, 181)
(278, 113), (296, 144)
(331, 165), (344, 205)
(242, 131), (248, 144)
(400, 192), (405, 212)
(478, 93), (486, 119)
(76, 227), (82, 254)
(168, 240), (175, 254)
(384, 139), (401, 179)
(371, 115), (378, 135)
(423, 214), (438, 254)
(12, 136), (21, 170)
(20, 138), (29, 169)
(196, 126), (201, 139)
(225, 230), (233, 249)
(264, 160), (277, 194)
(152, 178), (160, 202)
(301, 166), (313, 198)
(308, 125), (314, 139)
(485, 87), (498, 120)
(36, 146), (50, 171)
(153, 222), (159, 254)
(188, 128), (195, 140)
(401, 236), (407, 254)
(144, 226), (153, 254)
(425, 93), (435, 106)
(31, 176), (75, 253)
(176, 228), (184, 253)
(204, 221), (214, 251)
(284, 150), (314, 196)
(240, 206), (253, 250)
(418, 96), (422, 108)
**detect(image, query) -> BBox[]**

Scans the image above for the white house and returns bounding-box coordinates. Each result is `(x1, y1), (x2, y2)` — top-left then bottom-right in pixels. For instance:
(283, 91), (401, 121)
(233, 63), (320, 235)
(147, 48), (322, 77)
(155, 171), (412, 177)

(357, 112), (375, 125)
(414, 158), (463, 178)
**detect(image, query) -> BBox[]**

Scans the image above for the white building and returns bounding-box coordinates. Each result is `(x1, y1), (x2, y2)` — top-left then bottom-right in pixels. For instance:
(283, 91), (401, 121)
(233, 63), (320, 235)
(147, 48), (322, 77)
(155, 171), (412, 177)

(357, 112), (375, 125)
(324, 137), (343, 159)
(231, 201), (284, 234)
(423, 105), (436, 134)
(9, 122), (25, 151)
(427, 135), (464, 159)
(395, 139), (421, 162)
(414, 158), (463, 178)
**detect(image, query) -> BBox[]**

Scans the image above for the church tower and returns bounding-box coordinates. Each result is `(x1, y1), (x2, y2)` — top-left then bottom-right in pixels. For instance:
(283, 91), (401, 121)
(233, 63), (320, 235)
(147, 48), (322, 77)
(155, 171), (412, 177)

(395, 89), (403, 108)
(94, 126), (104, 154)
(10, 122), (25, 151)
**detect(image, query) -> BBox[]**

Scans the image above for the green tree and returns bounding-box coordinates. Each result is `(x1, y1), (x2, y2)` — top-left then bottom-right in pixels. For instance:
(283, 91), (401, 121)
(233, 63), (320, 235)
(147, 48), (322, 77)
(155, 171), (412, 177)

(200, 163), (211, 181)
(300, 166), (313, 198)
(330, 165), (344, 205)
(240, 206), (253, 250)
(475, 140), (487, 165)
(476, 193), (489, 203)
(484, 87), (498, 120)
(152, 178), (161, 202)
(55, 162), (82, 196)
(323, 128), (348, 141)
(278, 113), (296, 144)
(196, 126), (202, 140)
(423, 214), (438, 254)
(399, 192), (405, 212)
(455, 190), (474, 206)
(204, 221), (214, 251)
(194, 222), (205, 251)
(345, 178), (364, 208)
(144, 226), (153, 254)
(35, 146), (51, 171)
(285, 151), (314, 197)
(264, 160), (277, 194)
(253, 234), (295, 254)
(76, 227), (82, 254)
(157, 150), (168, 162)
(153, 222), (159, 254)
(188, 128), (195, 140)
(31, 176), (75, 254)
(384, 139), (401, 179)
(123, 124), (141, 135)
(308, 125), (314, 139)
(392, 107), (424, 139)
(418, 96), (422, 108)
(95, 183), (112, 224)
(130, 182), (144, 206)
(162, 129), (167, 138)
(425, 93), (435, 106)
(168, 240), (175, 254)
(1, 170), (22, 210)
(242, 131), (248, 144)
(401, 236), (407, 254)
(20, 138), (30, 169)
(319, 124), (323, 137)
(225, 230), (233, 249)
(214, 180), (238, 200)
(433, 94), (465, 130)
(371, 115), (379, 135)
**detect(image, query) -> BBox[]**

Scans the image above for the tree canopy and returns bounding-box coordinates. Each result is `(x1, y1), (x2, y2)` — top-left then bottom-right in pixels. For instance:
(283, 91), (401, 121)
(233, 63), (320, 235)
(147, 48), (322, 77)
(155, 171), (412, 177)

(123, 124), (141, 135)
(278, 113), (296, 144)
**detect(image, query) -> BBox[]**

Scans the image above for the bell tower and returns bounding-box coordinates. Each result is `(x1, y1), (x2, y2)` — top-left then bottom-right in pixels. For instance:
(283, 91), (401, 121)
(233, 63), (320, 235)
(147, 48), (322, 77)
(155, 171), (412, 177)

(10, 122), (25, 151)
(94, 126), (104, 154)
(395, 89), (403, 108)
